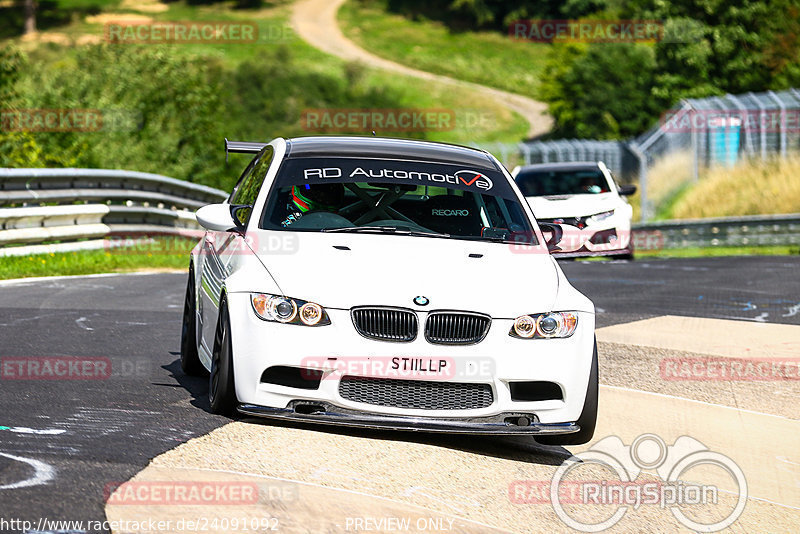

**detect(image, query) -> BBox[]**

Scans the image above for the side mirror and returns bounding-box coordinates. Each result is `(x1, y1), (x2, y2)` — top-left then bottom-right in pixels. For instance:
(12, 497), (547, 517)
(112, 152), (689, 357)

(196, 203), (238, 232)
(618, 184), (637, 196)
(538, 222), (564, 252)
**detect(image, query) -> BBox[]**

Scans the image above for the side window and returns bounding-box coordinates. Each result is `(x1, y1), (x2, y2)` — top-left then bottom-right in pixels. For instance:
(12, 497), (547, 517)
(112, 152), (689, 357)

(230, 146), (274, 226)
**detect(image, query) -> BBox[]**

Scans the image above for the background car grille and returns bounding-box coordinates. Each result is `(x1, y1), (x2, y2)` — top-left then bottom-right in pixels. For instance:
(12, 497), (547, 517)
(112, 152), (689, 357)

(351, 307), (417, 342)
(424, 312), (491, 345)
(338, 376), (494, 410)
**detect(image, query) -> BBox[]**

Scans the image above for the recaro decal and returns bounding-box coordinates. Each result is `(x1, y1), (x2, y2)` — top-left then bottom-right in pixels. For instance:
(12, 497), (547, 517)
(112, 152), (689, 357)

(431, 209), (469, 216)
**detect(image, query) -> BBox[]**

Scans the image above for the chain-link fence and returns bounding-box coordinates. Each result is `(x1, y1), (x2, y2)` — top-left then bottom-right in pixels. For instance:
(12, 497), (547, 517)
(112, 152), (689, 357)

(476, 88), (800, 221)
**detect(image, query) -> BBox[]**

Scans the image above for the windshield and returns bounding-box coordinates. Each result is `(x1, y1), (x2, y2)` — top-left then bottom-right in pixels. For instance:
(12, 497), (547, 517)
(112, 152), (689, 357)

(260, 157), (537, 245)
(515, 169), (611, 196)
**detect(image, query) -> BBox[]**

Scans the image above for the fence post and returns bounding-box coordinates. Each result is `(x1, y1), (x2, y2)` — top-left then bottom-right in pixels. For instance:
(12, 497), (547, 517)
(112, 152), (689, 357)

(518, 143), (531, 165)
(767, 90), (788, 158)
(627, 142), (649, 222)
(748, 92), (768, 160)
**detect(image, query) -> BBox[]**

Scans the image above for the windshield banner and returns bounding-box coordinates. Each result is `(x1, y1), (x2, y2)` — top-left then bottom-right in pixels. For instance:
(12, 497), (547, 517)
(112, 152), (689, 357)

(277, 158), (515, 198)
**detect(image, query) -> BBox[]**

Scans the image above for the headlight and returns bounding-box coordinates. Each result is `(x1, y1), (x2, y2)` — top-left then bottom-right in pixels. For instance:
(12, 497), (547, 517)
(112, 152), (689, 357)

(589, 209), (615, 223)
(251, 293), (330, 326)
(510, 312), (578, 339)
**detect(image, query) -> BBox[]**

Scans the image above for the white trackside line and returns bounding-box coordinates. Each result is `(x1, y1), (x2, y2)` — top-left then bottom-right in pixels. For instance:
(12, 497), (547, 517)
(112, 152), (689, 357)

(0, 271), (184, 286)
(1, 427), (66, 436)
(0, 452), (56, 490)
(599, 384), (797, 421)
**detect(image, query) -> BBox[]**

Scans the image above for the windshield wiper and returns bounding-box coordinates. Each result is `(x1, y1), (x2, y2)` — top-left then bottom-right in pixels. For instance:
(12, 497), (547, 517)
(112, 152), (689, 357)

(463, 235), (536, 245)
(322, 226), (450, 238)
(322, 225), (397, 233)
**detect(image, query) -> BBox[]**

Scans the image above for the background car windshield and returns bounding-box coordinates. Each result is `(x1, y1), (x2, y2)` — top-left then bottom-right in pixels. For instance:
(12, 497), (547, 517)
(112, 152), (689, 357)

(516, 169), (611, 196)
(260, 157), (536, 244)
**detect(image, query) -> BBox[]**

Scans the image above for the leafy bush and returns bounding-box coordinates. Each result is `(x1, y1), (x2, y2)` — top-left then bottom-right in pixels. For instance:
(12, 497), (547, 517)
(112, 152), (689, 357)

(540, 0), (800, 139)
(540, 43), (667, 139)
(2, 44), (415, 191)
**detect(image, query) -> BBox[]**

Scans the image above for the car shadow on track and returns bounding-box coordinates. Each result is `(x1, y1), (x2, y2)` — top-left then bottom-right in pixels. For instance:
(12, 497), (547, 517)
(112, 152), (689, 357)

(163, 356), (212, 412)
(236, 416), (572, 466)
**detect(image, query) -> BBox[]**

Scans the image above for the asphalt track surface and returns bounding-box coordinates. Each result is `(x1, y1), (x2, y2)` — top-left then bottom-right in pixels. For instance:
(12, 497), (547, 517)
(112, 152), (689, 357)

(0, 255), (799, 532)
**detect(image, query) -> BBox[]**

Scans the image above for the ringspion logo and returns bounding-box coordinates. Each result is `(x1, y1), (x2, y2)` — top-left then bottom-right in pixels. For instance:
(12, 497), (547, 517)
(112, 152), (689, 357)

(511, 434), (748, 532)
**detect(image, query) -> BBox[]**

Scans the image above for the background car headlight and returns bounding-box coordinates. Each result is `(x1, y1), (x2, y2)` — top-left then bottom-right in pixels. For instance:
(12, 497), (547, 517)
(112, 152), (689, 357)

(589, 209), (615, 223)
(251, 293), (330, 326)
(510, 312), (578, 339)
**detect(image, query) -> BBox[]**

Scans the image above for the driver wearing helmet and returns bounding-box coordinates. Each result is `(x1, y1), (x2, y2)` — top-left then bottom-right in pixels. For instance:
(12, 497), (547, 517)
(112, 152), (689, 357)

(281, 183), (345, 227)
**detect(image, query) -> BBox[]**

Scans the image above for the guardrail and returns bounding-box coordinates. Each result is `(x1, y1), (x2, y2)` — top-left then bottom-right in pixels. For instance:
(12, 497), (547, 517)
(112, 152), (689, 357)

(632, 213), (800, 249)
(0, 168), (227, 256)
(2, 168), (798, 256)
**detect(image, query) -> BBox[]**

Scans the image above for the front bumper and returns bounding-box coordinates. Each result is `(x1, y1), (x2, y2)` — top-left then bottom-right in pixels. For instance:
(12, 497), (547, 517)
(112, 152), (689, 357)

(226, 293), (596, 427)
(238, 402), (579, 435)
(542, 213), (632, 257)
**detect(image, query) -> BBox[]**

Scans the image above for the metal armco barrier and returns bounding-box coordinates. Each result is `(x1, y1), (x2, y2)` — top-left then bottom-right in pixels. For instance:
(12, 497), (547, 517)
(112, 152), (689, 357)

(0, 168), (227, 256)
(632, 213), (800, 250)
(2, 168), (797, 256)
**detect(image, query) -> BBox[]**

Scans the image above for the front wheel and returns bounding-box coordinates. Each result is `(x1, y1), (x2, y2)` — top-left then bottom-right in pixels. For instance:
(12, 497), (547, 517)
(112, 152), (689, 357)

(536, 340), (598, 446)
(209, 299), (238, 416)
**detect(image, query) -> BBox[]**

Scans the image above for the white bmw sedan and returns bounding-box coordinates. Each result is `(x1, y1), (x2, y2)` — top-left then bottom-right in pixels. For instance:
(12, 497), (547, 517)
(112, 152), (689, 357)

(181, 136), (597, 445)
(512, 162), (637, 259)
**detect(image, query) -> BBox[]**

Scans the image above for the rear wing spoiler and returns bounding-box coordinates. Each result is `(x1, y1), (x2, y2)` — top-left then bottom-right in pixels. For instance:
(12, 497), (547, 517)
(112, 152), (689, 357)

(225, 138), (269, 162)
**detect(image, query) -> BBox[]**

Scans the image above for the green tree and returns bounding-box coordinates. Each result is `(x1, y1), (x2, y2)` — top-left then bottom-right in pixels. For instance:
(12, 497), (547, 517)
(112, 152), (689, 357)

(541, 43), (666, 138)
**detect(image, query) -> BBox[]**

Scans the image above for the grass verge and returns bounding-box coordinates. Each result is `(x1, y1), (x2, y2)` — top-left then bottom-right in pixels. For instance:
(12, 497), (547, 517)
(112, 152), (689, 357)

(3, 237), (796, 282)
(633, 245), (799, 259)
(9, 0), (527, 147)
(338, 0), (548, 101)
(0, 238), (194, 280)
(670, 156), (800, 219)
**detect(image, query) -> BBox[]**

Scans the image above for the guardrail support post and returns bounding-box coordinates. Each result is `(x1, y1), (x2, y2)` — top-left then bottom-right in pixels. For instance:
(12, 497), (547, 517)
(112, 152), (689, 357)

(628, 142), (649, 222)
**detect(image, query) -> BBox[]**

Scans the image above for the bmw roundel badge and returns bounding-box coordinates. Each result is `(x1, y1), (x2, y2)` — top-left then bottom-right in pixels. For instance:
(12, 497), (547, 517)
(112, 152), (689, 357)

(413, 296), (429, 306)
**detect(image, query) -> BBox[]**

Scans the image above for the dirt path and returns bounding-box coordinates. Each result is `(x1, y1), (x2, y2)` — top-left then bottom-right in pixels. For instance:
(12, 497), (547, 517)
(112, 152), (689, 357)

(290, 0), (552, 139)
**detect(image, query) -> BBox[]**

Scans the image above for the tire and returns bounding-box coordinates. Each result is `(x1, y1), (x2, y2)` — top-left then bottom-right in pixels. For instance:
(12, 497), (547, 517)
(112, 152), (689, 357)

(209, 299), (238, 416)
(180, 267), (206, 376)
(536, 340), (598, 446)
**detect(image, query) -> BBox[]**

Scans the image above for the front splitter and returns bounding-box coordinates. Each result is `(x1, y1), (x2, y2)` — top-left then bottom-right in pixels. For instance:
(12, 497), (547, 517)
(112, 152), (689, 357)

(237, 403), (579, 435)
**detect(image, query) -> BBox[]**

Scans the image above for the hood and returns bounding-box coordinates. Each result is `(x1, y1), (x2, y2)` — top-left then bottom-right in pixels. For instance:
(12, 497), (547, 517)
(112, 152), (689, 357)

(247, 231), (560, 318)
(525, 193), (621, 219)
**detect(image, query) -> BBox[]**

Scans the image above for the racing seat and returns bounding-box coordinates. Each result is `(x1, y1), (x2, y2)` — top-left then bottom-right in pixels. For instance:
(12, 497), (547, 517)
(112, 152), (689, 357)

(414, 194), (483, 236)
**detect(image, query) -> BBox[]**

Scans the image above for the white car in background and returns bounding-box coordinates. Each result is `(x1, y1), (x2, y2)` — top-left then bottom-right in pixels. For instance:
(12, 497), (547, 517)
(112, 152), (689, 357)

(181, 136), (598, 445)
(512, 162), (636, 259)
